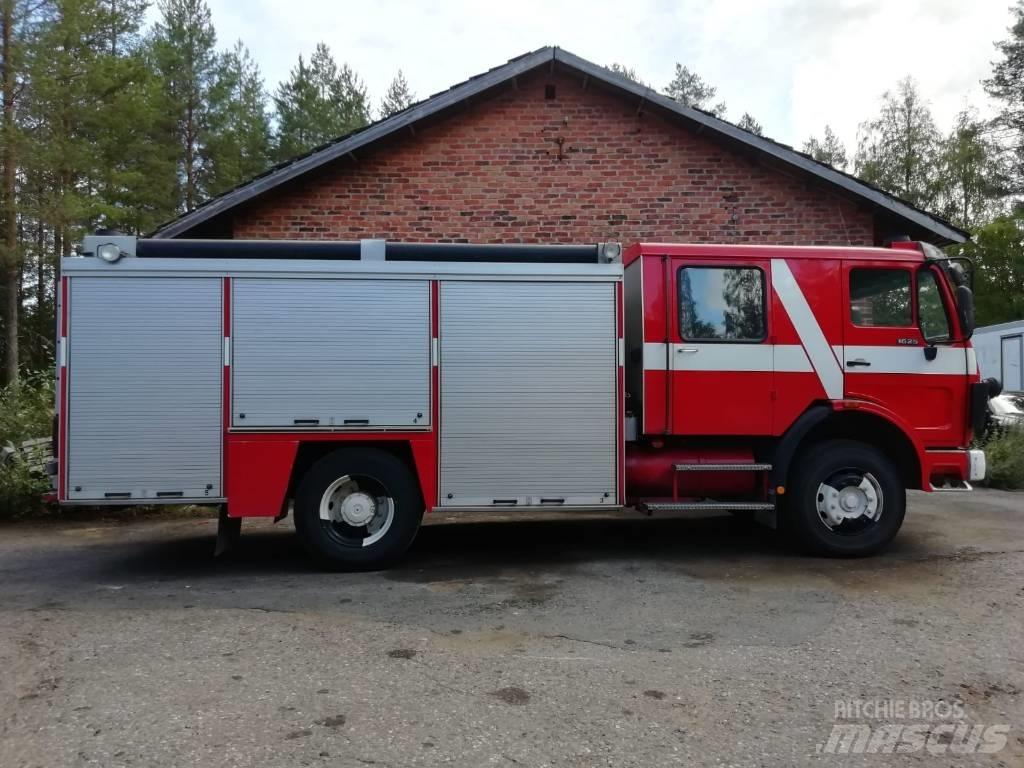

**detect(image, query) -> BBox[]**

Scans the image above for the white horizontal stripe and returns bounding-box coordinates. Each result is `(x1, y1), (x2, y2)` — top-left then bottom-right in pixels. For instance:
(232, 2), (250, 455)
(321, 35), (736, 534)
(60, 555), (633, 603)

(673, 343), (773, 372)
(835, 345), (967, 375)
(771, 259), (844, 399)
(642, 342), (811, 372)
(644, 341), (668, 370)
(774, 344), (814, 373)
(967, 347), (977, 375)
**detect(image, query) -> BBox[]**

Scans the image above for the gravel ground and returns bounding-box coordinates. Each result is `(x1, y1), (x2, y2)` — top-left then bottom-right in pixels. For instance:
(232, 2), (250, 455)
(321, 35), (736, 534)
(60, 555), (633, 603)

(1, 490), (1022, 767)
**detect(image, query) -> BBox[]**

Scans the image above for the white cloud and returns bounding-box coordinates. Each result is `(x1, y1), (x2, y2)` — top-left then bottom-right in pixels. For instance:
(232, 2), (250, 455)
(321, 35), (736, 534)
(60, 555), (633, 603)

(200, 0), (1014, 153)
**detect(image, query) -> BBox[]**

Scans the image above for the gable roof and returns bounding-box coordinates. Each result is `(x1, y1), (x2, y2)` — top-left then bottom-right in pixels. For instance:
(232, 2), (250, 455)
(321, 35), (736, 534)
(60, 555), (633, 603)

(151, 46), (968, 245)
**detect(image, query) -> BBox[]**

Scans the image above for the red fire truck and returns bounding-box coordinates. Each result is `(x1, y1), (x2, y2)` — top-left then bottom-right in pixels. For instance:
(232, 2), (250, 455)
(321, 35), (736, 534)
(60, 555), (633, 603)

(51, 234), (992, 568)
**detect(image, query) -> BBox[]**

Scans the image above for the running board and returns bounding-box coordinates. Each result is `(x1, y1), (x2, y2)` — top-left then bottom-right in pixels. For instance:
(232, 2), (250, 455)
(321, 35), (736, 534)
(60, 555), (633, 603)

(640, 501), (775, 513)
(673, 463), (772, 472)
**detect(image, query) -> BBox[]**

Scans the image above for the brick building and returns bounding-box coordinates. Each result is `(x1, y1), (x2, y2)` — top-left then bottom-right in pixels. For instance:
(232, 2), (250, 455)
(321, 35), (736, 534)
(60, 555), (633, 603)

(153, 47), (966, 247)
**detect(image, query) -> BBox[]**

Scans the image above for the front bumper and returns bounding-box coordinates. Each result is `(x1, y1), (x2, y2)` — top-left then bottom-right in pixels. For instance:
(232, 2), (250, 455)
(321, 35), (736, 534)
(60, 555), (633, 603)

(968, 449), (986, 482)
(922, 448), (984, 490)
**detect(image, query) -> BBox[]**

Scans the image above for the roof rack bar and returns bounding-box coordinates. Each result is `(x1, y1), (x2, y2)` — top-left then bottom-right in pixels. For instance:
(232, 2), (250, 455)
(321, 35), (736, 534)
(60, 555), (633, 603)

(135, 239), (361, 260)
(130, 238), (605, 264)
(384, 241), (600, 264)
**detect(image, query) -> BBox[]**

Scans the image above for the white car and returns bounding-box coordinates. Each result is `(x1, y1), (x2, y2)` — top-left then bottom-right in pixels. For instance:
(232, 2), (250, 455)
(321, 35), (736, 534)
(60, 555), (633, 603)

(988, 392), (1024, 433)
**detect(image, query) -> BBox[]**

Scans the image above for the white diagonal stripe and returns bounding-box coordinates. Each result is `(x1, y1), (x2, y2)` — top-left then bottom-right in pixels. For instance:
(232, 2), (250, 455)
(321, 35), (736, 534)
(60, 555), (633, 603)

(771, 259), (844, 399)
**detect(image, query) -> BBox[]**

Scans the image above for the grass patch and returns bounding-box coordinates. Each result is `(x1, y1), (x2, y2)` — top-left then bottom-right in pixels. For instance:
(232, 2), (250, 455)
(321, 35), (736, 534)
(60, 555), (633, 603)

(979, 427), (1024, 490)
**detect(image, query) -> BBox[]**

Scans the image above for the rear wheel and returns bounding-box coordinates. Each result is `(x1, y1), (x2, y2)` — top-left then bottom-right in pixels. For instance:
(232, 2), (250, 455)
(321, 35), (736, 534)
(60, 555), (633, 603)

(786, 439), (905, 557)
(294, 448), (423, 570)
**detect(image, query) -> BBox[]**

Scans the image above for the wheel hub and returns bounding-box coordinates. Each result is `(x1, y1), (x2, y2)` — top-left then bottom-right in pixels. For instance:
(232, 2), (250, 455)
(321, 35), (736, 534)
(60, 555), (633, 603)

(816, 473), (882, 530)
(318, 474), (396, 548)
(338, 491), (376, 526)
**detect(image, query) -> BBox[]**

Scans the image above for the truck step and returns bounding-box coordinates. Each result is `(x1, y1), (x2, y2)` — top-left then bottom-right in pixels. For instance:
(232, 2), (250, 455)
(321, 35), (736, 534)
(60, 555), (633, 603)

(640, 501), (775, 513)
(673, 463), (772, 472)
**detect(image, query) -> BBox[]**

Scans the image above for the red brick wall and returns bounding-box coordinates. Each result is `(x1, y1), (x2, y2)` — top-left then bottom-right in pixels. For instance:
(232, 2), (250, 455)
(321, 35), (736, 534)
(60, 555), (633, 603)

(234, 71), (875, 246)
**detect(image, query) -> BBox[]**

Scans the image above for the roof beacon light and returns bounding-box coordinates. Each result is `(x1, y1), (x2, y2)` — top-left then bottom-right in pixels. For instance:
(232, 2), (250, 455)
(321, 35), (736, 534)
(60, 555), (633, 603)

(96, 242), (123, 263)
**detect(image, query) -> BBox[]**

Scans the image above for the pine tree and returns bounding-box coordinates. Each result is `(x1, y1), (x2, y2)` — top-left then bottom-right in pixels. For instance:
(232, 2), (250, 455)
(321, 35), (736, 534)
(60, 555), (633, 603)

(984, 0), (1024, 190)
(936, 109), (1008, 230)
(149, 0), (218, 211)
(607, 62), (644, 85)
(206, 40), (270, 195)
(0, 0), (45, 383)
(663, 63), (726, 118)
(737, 113), (763, 136)
(802, 126), (848, 170)
(91, 0), (176, 234)
(16, 0), (167, 371)
(379, 68), (414, 118)
(854, 77), (941, 210)
(273, 42), (369, 161)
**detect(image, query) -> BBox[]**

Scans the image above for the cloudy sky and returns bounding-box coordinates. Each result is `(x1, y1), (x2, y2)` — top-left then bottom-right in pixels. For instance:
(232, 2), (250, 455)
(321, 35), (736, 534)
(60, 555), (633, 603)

(201, 0), (1014, 153)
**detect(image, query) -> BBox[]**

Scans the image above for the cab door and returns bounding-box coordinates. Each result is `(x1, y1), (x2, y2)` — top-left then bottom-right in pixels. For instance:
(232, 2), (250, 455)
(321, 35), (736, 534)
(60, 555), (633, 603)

(669, 258), (773, 435)
(841, 261), (967, 446)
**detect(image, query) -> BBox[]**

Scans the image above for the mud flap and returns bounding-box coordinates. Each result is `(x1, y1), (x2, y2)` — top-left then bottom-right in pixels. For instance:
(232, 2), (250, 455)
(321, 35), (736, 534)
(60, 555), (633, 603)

(215, 506), (241, 556)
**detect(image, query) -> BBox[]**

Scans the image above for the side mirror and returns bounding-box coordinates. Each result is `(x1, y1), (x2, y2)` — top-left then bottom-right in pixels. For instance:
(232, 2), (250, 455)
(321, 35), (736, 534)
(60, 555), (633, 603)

(923, 346), (938, 361)
(955, 285), (975, 340)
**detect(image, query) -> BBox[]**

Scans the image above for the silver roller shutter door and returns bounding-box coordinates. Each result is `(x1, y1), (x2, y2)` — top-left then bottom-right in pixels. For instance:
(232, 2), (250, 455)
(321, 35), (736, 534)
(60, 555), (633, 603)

(231, 278), (430, 428)
(67, 277), (223, 501)
(440, 281), (617, 506)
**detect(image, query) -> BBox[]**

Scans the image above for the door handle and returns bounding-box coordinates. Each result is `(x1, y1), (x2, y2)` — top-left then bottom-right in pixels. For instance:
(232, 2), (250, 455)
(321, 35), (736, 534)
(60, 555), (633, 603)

(677, 347), (699, 353)
(846, 358), (871, 368)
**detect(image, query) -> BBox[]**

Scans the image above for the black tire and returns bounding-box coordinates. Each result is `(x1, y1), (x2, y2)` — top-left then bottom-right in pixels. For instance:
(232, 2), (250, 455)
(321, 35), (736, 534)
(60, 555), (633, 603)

(785, 439), (905, 557)
(294, 448), (423, 570)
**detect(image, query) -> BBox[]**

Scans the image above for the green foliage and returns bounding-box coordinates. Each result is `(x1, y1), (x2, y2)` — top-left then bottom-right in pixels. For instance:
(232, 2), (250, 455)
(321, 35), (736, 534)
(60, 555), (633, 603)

(205, 40), (271, 196)
(737, 112), (762, 136)
(606, 62), (645, 86)
(0, 459), (50, 518)
(950, 215), (1024, 326)
(663, 63), (726, 118)
(979, 427), (1024, 490)
(984, 0), (1024, 190)
(0, 371), (53, 518)
(0, 370), (53, 445)
(149, 0), (219, 210)
(802, 126), (848, 170)
(379, 69), (414, 119)
(937, 109), (1008, 230)
(855, 77), (941, 210)
(273, 42), (369, 161)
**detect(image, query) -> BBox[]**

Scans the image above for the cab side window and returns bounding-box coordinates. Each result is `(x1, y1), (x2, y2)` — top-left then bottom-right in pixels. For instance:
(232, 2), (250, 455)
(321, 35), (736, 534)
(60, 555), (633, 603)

(679, 266), (766, 342)
(917, 269), (952, 342)
(849, 268), (912, 327)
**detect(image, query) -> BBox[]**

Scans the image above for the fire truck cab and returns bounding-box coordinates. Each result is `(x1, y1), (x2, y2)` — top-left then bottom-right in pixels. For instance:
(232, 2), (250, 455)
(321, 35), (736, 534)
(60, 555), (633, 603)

(52, 235), (990, 568)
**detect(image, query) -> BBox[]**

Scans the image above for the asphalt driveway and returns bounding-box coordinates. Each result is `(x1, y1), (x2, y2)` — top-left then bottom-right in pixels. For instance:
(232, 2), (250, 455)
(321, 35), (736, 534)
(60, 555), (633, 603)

(1, 491), (1022, 766)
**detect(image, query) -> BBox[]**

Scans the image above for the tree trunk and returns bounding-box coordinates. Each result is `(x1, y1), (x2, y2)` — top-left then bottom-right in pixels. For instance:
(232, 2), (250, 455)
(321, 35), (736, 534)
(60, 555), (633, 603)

(1, 0), (20, 385)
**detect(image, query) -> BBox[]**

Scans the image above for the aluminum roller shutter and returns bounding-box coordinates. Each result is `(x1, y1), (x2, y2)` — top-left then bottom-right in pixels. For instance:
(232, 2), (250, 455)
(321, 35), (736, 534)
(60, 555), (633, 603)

(439, 281), (617, 506)
(67, 277), (223, 500)
(231, 278), (430, 428)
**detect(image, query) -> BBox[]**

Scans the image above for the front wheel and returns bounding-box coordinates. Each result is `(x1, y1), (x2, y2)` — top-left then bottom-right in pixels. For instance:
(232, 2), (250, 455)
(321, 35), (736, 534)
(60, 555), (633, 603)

(785, 439), (905, 557)
(294, 448), (424, 570)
